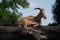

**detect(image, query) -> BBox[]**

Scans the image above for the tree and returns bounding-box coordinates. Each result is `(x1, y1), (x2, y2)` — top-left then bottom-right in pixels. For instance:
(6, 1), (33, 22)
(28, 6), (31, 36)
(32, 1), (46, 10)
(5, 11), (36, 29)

(52, 0), (60, 25)
(0, 0), (29, 13)
(0, 0), (29, 26)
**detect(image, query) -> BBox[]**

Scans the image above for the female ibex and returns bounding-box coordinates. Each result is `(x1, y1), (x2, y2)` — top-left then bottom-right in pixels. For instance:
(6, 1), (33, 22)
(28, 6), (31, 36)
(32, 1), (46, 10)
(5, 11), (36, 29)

(15, 8), (46, 29)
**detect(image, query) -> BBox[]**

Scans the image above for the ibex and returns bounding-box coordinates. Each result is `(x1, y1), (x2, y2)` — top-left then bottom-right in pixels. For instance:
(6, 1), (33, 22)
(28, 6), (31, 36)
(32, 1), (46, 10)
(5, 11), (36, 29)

(15, 8), (46, 29)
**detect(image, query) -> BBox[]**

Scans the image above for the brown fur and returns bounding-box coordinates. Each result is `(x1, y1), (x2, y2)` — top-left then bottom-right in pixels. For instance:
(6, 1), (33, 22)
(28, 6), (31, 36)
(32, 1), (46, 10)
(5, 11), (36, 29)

(15, 8), (46, 29)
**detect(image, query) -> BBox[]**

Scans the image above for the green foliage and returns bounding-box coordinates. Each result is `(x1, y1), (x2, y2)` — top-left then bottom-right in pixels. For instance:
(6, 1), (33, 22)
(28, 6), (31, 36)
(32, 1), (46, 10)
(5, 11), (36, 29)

(0, 0), (29, 26)
(0, 9), (20, 26)
(0, 0), (29, 13)
(48, 23), (58, 26)
(52, 0), (60, 25)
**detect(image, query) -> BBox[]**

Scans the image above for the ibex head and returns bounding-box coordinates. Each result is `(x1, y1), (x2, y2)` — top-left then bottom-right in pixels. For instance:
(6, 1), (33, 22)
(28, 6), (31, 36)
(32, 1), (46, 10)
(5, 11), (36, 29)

(34, 8), (46, 19)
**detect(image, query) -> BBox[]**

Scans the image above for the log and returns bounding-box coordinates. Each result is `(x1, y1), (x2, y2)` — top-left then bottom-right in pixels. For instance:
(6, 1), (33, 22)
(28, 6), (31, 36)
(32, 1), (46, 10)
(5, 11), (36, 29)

(41, 26), (60, 32)
(0, 26), (20, 33)
(0, 26), (60, 40)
